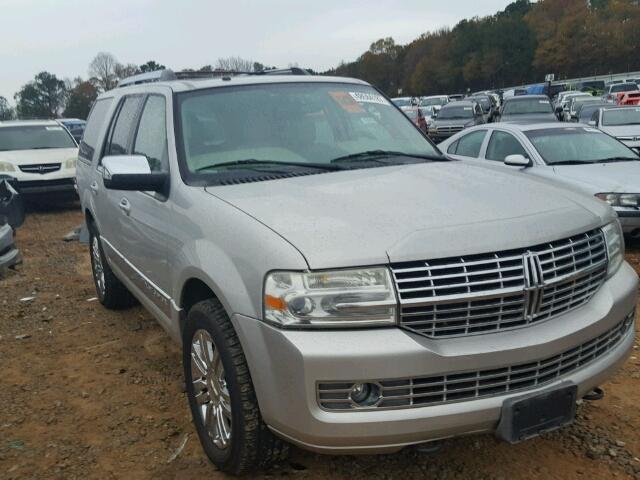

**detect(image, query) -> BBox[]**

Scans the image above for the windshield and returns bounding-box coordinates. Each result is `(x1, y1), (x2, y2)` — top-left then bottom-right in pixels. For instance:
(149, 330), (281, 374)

(578, 105), (607, 121)
(525, 127), (638, 165)
(437, 105), (474, 119)
(611, 83), (639, 93)
(503, 98), (553, 115)
(0, 125), (77, 151)
(421, 97), (447, 107)
(176, 83), (439, 180)
(392, 98), (412, 107)
(602, 108), (640, 126)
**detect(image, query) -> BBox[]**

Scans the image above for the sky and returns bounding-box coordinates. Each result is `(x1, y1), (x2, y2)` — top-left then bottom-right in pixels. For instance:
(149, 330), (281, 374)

(0, 0), (513, 101)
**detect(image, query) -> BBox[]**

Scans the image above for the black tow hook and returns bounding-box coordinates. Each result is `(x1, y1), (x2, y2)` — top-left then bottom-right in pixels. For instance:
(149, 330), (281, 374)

(583, 387), (605, 401)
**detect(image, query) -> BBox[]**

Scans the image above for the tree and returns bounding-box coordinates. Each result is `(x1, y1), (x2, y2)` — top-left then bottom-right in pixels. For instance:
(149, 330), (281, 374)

(0, 96), (14, 120)
(114, 63), (139, 79)
(139, 60), (166, 73)
(64, 79), (98, 119)
(215, 56), (254, 72)
(89, 52), (119, 91)
(14, 71), (66, 119)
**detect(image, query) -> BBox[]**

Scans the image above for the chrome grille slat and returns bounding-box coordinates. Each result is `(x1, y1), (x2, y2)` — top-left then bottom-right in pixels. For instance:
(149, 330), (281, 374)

(392, 229), (607, 338)
(18, 163), (61, 174)
(318, 316), (632, 411)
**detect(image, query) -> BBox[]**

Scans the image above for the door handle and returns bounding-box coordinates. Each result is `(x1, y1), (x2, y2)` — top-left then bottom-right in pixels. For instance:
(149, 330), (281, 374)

(90, 181), (99, 195)
(118, 197), (131, 215)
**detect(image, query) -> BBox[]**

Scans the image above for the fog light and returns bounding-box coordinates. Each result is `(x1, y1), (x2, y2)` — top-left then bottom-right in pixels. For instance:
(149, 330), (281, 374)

(349, 383), (381, 407)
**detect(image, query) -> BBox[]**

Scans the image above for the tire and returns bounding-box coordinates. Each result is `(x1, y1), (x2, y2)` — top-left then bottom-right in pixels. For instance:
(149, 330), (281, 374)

(88, 223), (137, 310)
(183, 299), (288, 475)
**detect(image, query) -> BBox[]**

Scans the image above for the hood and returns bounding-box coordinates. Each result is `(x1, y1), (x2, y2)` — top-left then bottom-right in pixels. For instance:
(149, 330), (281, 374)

(432, 119), (474, 128)
(206, 162), (610, 269)
(0, 148), (78, 166)
(552, 160), (640, 193)
(599, 124), (640, 137)
(500, 113), (558, 124)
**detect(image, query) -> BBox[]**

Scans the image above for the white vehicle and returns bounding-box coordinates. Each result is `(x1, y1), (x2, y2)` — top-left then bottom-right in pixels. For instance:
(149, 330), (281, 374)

(420, 95), (450, 108)
(438, 122), (640, 237)
(0, 120), (78, 196)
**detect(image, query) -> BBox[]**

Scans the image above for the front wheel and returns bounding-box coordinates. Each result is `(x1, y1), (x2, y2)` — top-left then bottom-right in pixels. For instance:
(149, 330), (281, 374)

(183, 299), (288, 475)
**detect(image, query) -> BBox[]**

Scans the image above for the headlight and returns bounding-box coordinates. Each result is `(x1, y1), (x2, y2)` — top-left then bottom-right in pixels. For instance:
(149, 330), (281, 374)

(65, 158), (77, 169)
(595, 193), (640, 207)
(0, 161), (15, 172)
(602, 222), (624, 277)
(263, 267), (397, 328)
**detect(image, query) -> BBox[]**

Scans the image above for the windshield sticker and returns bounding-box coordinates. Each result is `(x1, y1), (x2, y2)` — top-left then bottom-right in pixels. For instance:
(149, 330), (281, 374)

(45, 126), (63, 131)
(348, 91), (390, 106)
(539, 100), (549, 104)
(463, 107), (472, 110)
(329, 91), (364, 113)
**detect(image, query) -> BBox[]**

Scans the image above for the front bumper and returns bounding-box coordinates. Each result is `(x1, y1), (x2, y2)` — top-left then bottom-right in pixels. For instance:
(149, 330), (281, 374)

(16, 177), (76, 195)
(0, 223), (21, 271)
(232, 262), (638, 454)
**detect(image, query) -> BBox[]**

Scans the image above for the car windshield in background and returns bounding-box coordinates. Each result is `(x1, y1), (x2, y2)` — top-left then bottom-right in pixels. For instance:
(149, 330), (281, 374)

(421, 97), (447, 107)
(611, 83), (639, 93)
(177, 83), (440, 178)
(469, 97), (490, 109)
(392, 98), (412, 107)
(0, 125), (77, 151)
(437, 106), (474, 119)
(602, 108), (640, 126)
(525, 127), (638, 165)
(503, 99), (553, 115)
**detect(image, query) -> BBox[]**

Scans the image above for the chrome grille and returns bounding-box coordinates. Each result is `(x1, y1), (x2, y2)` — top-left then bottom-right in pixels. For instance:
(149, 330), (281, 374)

(318, 313), (633, 411)
(392, 229), (607, 338)
(18, 163), (61, 174)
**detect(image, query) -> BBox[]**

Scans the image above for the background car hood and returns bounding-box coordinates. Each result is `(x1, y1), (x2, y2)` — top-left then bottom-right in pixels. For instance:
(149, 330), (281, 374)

(552, 161), (640, 193)
(432, 119), (473, 127)
(206, 162), (609, 269)
(0, 148), (78, 165)
(501, 113), (557, 124)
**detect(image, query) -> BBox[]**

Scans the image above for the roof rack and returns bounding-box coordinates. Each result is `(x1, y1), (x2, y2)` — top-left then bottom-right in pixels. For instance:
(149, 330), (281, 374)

(116, 67), (311, 88)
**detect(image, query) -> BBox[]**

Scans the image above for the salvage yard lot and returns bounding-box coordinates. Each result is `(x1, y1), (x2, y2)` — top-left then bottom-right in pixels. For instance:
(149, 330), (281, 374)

(1, 204), (639, 480)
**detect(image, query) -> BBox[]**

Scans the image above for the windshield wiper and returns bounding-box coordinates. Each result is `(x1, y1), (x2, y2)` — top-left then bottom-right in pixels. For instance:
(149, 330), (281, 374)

(595, 157), (638, 163)
(549, 160), (595, 165)
(330, 150), (446, 165)
(195, 159), (345, 172)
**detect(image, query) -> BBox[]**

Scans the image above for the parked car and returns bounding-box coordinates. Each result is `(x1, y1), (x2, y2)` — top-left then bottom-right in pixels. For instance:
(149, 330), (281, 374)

(495, 95), (556, 123)
(438, 122), (640, 236)
(467, 94), (497, 121)
(555, 92), (592, 120)
(391, 97), (418, 108)
(57, 118), (87, 143)
(0, 176), (24, 272)
(565, 96), (602, 122)
(616, 91), (640, 106)
(448, 93), (465, 101)
(602, 82), (639, 103)
(427, 101), (485, 141)
(401, 106), (428, 133)
(77, 71), (637, 475)
(420, 95), (449, 108)
(576, 102), (610, 124)
(590, 106), (640, 152)
(0, 120), (78, 197)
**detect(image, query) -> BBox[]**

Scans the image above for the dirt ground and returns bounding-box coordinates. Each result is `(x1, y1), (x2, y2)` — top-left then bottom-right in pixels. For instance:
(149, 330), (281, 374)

(1, 203), (639, 480)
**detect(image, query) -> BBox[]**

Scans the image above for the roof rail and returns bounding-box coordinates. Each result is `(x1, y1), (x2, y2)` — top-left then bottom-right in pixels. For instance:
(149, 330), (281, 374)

(117, 67), (312, 88)
(117, 69), (177, 88)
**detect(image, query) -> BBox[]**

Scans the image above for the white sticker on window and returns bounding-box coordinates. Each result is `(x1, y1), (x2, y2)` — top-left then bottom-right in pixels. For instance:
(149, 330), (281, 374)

(539, 100), (549, 104)
(45, 126), (63, 131)
(464, 107), (472, 110)
(349, 92), (390, 106)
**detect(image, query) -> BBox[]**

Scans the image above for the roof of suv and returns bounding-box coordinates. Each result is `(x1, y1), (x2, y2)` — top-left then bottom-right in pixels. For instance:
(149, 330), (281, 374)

(0, 119), (61, 128)
(113, 74), (369, 94)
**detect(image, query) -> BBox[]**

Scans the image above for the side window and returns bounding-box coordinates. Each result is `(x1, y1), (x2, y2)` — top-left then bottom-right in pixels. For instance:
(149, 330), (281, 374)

(485, 131), (528, 162)
(133, 96), (168, 172)
(79, 98), (113, 163)
(454, 130), (487, 158)
(105, 96), (144, 157)
(447, 140), (459, 155)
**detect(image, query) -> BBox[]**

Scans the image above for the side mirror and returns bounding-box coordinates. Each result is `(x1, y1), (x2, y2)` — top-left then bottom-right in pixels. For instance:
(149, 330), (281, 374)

(555, 106), (563, 114)
(102, 155), (168, 193)
(504, 154), (531, 168)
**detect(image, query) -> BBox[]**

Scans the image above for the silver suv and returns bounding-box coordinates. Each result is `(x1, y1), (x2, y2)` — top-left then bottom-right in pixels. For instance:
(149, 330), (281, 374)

(76, 70), (638, 475)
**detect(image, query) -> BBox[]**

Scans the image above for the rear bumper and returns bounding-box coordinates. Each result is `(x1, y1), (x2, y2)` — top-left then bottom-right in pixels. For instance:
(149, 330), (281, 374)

(232, 262), (638, 454)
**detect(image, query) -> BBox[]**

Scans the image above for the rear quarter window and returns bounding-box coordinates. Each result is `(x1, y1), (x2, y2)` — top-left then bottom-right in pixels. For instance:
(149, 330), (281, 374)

(79, 98), (113, 163)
